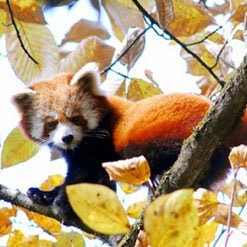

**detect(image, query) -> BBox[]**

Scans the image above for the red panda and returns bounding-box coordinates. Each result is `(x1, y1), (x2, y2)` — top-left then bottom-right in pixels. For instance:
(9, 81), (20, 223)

(12, 63), (247, 221)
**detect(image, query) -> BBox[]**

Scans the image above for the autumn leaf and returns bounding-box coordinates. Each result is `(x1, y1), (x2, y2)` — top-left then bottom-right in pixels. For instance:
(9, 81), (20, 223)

(102, 155), (151, 185)
(229, 144), (247, 168)
(165, 0), (215, 36)
(155, 0), (174, 29)
(144, 189), (198, 247)
(127, 78), (163, 101)
(193, 188), (219, 225)
(116, 27), (145, 71)
(102, 0), (145, 40)
(230, 2), (247, 24)
(23, 210), (62, 234)
(0, 0), (46, 24)
(127, 201), (147, 219)
(7, 230), (53, 247)
(0, 207), (17, 237)
(54, 232), (85, 247)
(215, 204), (243, 227)
(5, 18), (60, 84)
(186, 220), (219, 247)
(66, 183), (130, 234)
(60, 36), (115, 76)
(60, 18), (110, 45)
(0, 9), (6, 38)
(135, 230), (150, 247)
(39, 175), (64, 191)
(1, 127), (40, 168)
(113, 0), (154, 11)
(119, 182), (139, 194)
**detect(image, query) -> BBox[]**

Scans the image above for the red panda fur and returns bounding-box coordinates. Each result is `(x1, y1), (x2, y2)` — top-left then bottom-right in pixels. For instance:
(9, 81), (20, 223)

(12, 62), (247, 221)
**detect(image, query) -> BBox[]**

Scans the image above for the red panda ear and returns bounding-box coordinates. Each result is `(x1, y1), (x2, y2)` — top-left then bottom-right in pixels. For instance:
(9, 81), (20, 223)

(70, 62), (105, 96)
(12, 90), (34, 113)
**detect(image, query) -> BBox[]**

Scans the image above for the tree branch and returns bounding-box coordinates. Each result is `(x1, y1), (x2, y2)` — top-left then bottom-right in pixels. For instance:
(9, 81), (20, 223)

(0, 184), (110, 244)
(118, 54), (247, 247)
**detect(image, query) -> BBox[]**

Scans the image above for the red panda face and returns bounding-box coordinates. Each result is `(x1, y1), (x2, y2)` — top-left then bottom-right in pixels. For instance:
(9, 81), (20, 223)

(12, 63), (108, 150)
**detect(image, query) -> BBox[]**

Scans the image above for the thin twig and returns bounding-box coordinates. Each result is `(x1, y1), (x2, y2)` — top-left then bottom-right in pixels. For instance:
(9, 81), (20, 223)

(132, 0), (225, 87)
(224, 167), (240, 247)
(101, 26), (151, 75)
(6, 0), (39, 64)
(211, 41), (228, 69)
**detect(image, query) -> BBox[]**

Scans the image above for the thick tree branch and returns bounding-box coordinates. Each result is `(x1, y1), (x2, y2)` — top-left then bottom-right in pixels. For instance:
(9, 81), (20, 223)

(118, 54), (247, 247)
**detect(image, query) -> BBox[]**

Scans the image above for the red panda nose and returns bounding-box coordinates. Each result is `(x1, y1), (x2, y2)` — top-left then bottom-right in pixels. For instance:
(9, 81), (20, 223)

(62, 134), (74, 144)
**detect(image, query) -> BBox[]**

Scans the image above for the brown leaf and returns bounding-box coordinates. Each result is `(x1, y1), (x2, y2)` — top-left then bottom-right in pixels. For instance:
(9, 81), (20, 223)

(102, 0), (145, 40)
(230, 2), (247, 23)
(154, 0), (174, 29)
(134, 230), (150, 247)
(102, 155), (151, 185)
(116, 27), (145, 71)
(229, 144), (247, 169)
(60, 36), (115, 76)
(61, 19), (110, 45)
(0, 0), (46, 24)
(166, 0), (215, 37)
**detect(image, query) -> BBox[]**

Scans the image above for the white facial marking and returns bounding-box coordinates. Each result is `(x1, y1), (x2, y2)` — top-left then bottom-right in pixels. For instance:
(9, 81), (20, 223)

(50, 122), (83, 150)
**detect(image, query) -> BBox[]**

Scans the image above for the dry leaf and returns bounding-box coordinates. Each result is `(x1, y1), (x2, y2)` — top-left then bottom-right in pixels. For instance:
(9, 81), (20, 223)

(39, 175), (64, 191)
(54, 232), (85, 247)
(229, 144), (247, 169)
(102, 155), (151, 185)
(127, 201), (147, 219)
(154, 0), (174, 29)
(127, 78), (163, 101)
(0, 207), (17, 237)
(102, 0), (145, 40)
(144, 189), (198, 247)
(61, 18), (110, 45)
(193, 188), (219, 225)
(119, 182), (139, 194)
(5, 18), (59, 84)
(116, 27), (145, 70)
(60, 36), (115, 75)
(186, 220), (219, 247)
(1, 127), (40, 168)
(166, 0), (215, 36)
(0, 0), (46, 24)
(66, 183), (130, 234)
(215, 204), (243, 227)
(134, 230), (150, 247)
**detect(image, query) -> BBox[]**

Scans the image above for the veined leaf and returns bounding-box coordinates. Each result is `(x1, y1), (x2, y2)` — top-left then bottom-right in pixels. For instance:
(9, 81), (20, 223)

(66, 183), (130, 234)
(0, 0), (45, 24)
(1, 127), (40, 168)
(5, 18), (59, 84)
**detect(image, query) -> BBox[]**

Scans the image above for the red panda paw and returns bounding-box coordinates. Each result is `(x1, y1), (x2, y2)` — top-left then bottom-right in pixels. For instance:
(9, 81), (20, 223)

(27, 187), (60, 205)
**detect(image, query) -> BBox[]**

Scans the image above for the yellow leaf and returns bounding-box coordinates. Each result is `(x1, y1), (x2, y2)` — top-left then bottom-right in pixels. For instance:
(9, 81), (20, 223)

(167, 0), (215, 36)
(23, 210), (61, 234)
(1, 127), (40, 168)
(0, 0), (45, 24)
(0, 207), (17, 237)
(40, 175), (64, 191)
(113, 0), (154, 11)
(186, 220), (219, 247)
(230, 2), (247, 23)
(66, 183), (130, 234)
(221, 180), (247, 207)
(215, 204), (243, 227)
(193, 188), (219, 225)
(127, 78), (163, 101)
(60, 36), (115, 76)
(119, 182), (139, 194)
(127, 201), (147, 219)
(144, 189), (198, 247)
(61, 19), (110, 45)
(54, 232), (85, 247)
(229, 144), (247, 168)
(5, 18), (59, 84)
(7, 230), (25, 247)
(102, 155), (151, 185)
(116, 27), (145, 71)
(0, 9), (6, 37)
(102, 0), (145, 40)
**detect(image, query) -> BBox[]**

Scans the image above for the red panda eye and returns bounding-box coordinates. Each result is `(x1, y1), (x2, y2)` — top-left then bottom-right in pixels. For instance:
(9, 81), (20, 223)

(70, 116), (80, 124)
(47, 120), (58, 129)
